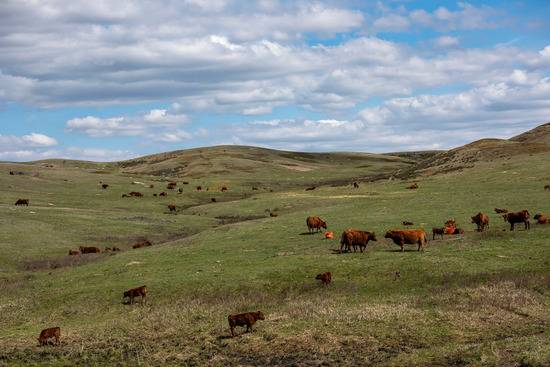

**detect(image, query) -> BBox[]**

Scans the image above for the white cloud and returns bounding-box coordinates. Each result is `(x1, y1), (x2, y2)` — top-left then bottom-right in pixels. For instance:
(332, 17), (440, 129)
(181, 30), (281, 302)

(434, 36), (459, 48)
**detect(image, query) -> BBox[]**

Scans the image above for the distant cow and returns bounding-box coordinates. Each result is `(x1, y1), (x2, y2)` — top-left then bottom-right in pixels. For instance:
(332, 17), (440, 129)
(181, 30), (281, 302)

(494, 208), (508, 214)
(79, 246), (101, 254)
(353, 182), (359, 189)
(306, 216), (327, 233)
(221, 186), (228, 192)
(228, 311), (265, 337)
(101, 184), (109, 189)
(178, 188), (183, 193)
(129, 191), (143, 197)
(402, 221), (414, 226)
(15, 198), (29, 206)
(168, 204), (176, 212)
(159, 192), (167, 197)
(182, 181), (189, 185)
(453, 228), (465, 235)
(252, 187), (259, 190)
(38, 327), (60, 346)
(340, 229), (377, 253)
(112, 247), (121, 252)
(407, 182), (418, 190)
(544, 185), (550, 191)
(196, 186), (202, 191)
(153, 194), (157, 197)
(269, 212), (278, 217)
(432, 227), (445, 240)
(68, 250), (79, 256)
(122, 194), (129, 198)
(315, 272), (332, 285)
(9, 171), (14, 175)
(133, 239), (152, 249)
(502, 210), (530, 230)
(471, 212), (489, 232)
(167, 182), (177, 190)
(104, 247), (112, 252)
(534, 213), (548, 224)
(123, 285), (147, 304)
(305, 186), (316, 191)
(384, 229), (427, 252)
(211, 198), (217, 202)
(149, 184), (154, 188)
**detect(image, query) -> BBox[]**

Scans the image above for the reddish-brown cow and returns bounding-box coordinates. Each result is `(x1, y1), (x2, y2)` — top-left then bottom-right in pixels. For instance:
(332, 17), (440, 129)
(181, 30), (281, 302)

(228, 311), (265, 337)
(502, 210), (530, 230)
(306, 216), (327, 233)
(315, 272), (332, 285)
(471, 212), (489, 232)
(38, 327), (60, 346)
(340, 229), (377, 253)
(123, 285), (148, 304)
(384, 229), (427, 252)
(79, 246), (101, 254)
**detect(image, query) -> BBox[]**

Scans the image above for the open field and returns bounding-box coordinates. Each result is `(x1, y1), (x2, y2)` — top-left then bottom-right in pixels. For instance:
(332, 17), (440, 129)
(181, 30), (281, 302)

(0, 141), (549, 366)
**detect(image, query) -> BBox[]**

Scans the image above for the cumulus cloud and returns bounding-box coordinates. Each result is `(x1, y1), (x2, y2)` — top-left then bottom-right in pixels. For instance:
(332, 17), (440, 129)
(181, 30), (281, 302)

(433, 36), (459, 48)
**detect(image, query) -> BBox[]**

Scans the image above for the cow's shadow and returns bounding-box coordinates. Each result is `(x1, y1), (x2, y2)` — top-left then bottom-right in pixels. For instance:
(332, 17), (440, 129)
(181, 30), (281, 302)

(299, 232), (318, 236)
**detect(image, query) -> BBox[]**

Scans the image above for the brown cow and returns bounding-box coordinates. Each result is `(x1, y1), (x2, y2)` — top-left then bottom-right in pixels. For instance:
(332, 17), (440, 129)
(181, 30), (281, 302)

(252, 187), (259, 190)
(221, 186), (228, 192)
(494, 208), (508, 214)
(269, 212), (278, 217)
(168, 204), (177, 212)
(15, 198), (29, 206)
(38, 327), (60, 346)
(384, 229), (427, 252)
(305, 186), (316, 191)
(339, 229), (377, 253)
(196, 186), (202, 191)
(211, 198), (217, 202)
(123, 285), (147, 304)
(129, 191), (143, 197)
(167, 182), (177, 190)
(159, 192), (167, 197)
(407, 182), (418, 189)
(306, 216), (327, 233)
(453, 228), (465, 235)
(133, 239), (152, 249)
(182, 181), (189, 185)
(228, 311), (265, 337)
(79, 246), (101, 254)
(353, 182), (359, 188)
(68, 250), (79, 256)
(178, 188), (183, 193)
(101, 184), (109, 189)
(432, 227), (445, 240)
(534, 213), (548, 224)
(502, 210), (530, 230)
(315, 272), (332, 285)
(112, 247), (121, 252)
(544, 185), (550, 191)
(471, 212), (489, 232)
(402, 221), (414, 226)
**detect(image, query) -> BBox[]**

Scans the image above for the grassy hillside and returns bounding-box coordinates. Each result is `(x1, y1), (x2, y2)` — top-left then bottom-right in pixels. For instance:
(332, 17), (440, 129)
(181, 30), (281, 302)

(1, 132), (550, 366)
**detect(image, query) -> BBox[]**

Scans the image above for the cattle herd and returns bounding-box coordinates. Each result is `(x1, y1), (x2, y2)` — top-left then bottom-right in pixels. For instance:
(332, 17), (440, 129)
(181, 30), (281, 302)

(8, 173), (550, 344)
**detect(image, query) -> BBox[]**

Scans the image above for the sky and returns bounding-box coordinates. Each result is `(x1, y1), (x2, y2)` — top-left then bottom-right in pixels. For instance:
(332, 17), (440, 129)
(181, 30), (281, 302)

(0, 0), (549, 162)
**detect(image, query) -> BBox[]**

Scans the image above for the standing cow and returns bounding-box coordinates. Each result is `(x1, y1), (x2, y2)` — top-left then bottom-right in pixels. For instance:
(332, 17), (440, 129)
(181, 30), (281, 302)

(38, 327), (60, 346)
(471, 212), (489, 232)
(306, 216), (327, 233)
(384, 229), (427, 252)
(502, 210), (530, 230)
(228, 311), (265, 337)
(123, 285), (148, 304)
(15, 199), (29, 206)
(340, 229), (377, 253)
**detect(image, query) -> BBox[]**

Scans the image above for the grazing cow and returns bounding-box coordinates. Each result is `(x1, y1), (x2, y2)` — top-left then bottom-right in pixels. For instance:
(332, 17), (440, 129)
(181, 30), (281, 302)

(38, 327), (60, 346)
(325, 231), (334, 240)
(9, 171), (14, 175)
(112, 247), (121, 252)
(432, 227), (445, 240)
(196, 186), (202, 191)
(315, 272), (332, 285)
(129, 191), (143, 197)
(211, 198), (216, 202)
(182, 181), (189, 185)
(544, 185), (550, 191)
(221, 186), (228, 192)
(305, 186), (316, 191)
(68, 250), (79, 256)
(269, 212), (278, 217)
(534, 213), (548, 224)
(494, 208), (508, 214)
(168, 204), (176, 212)
(407, 182), (419, 190)
(79, 246), (101, 254)
(502, 210), (530, 230)
(252, 187), (259, 190)
(384, 229), (427, 252)
(167, 182), (177, 190)
(133, 239), (152, 249)
(471, 212), (489, 232)
(340, 229), (377, 253)
(402, 221), (414, 226)
(228, 311), (265, 337)
(15, 198), (29, 206)
(122, 194), (128, 198)
(159, 192), (167, 197)
(123, 285), (147, 304)
(306, 216), (327, 233)
(101, 184), (109, 189)
(353, 182), (359, 189)
(178, 188), (183, 193)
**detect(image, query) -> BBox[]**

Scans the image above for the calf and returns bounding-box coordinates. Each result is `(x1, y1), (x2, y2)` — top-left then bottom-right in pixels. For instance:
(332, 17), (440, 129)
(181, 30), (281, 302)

(196, 186), (202, 191)
(68, 250), (79, 256)
(340, 229), (377, 253)
(79, 246), (101, 254)
(315, 272), (332, 285)
(502, 210), (530, 230)
(228, 311), (265, 337)
(494, 208), (508, 214)
(15, 198), (29, 206)
(123, 285), (147, 304)
(384, 229), (427, 252)
(38, 327), (60, 346)
(432, 227), (445, 240)
(534, 213), (548, 224)
(168, 204), (176, 212)
(471, 212), (489, 232)
(306, 216), (327, 233)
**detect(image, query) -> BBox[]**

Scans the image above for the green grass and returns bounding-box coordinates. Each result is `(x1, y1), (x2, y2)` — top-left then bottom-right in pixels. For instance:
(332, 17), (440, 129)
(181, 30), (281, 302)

(0, 150), (549, 366)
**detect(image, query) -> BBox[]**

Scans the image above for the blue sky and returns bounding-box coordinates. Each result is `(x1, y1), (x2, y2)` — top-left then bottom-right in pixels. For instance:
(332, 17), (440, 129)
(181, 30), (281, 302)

(0, 0), (549, 161)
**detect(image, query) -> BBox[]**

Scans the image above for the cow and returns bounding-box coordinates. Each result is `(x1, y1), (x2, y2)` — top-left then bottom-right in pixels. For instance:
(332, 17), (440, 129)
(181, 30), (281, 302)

(79, 246), (101, 254)
(494, 208), (508, 214)
(196, 186), (202, 191)
(123, 285), (147, 304)
(211, 198), (217, 202)
(305, 186), (316, 191)
(129, 191), (143, 197)
(353, 182), (359, 189)
(178, 188), (183, 193)
(15, 199), (29, 206)
(112, 247), (121, 252)
(453, 228), (465, 235)
(306, 216), (327, 233)
(384, 229), (427, 252)
(68, 250), (79, 256)
(407, 182), (419, 190)
(133, 239), (152, 249)
(252, 187), (259, 190)
(167, 182), (177, 190)
(471, 212), (489, 232)
(182, 181), (189, 185)
(122, 194), (129, 198)
(221, 186), (228, 192)
(315, 272), (332, 285)
(534, 213), (548, 224)
(269, 212), (278, 217)
(228, 311), (265, 337)
(149, 184), (154, 188)
(101, 184), (109, 189)
(502, 210), (530, 230)
(153, 194), (158, 197)
(38, 327), (60, 346)
(339, 229), (377, 253)
(544, 185), (550, 191)
(9, 171), (14, 175)
(432, 227), (445, 240)
(168, 204), (176, 212)
(159, 192), (167, 197)
(402, 221), (414, 226)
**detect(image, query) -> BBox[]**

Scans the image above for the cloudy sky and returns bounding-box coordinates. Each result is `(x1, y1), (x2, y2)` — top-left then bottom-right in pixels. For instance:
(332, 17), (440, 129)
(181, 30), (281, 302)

(1, 0), (549, 161)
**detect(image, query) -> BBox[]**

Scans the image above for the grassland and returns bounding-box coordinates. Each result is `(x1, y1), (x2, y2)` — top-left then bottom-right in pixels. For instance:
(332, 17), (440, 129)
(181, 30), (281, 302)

(0, 144), (549, 366)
